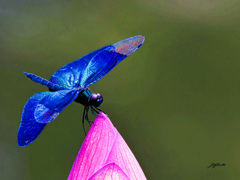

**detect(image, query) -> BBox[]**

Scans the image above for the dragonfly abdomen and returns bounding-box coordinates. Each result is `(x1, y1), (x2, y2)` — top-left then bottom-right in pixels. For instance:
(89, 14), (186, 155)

(24, 72), (66, 91)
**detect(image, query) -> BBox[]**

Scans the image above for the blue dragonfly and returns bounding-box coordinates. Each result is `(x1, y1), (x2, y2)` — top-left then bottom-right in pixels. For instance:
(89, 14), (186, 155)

(18, 35), (145, 146)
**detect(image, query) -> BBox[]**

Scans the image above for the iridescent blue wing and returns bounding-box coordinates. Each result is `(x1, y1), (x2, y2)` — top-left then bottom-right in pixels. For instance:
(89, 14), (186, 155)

(18, 90), (79, 146)
(80, 35), (145, 88)
(49, 45), (113, 89)
(79, 46), (115, 87)
(49, 35), (145, 89)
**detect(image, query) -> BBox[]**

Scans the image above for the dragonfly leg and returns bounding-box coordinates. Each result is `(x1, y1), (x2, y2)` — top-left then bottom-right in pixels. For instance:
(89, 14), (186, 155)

(91, 106), (100, 115)
(85, 106), (94, 126)
(91, 106), (105, 118)
(94, 106), (105, 114)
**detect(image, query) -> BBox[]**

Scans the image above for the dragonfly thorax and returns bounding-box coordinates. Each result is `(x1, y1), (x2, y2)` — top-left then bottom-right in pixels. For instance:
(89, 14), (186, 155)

(75, 89), (103, 107)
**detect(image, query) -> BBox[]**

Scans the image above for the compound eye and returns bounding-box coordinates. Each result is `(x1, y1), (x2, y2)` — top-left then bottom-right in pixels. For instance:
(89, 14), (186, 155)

(90, 93), (103, 107)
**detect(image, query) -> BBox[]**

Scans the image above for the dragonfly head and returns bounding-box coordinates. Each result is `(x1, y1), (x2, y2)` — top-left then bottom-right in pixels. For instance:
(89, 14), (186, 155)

(89, 93), (103, 107)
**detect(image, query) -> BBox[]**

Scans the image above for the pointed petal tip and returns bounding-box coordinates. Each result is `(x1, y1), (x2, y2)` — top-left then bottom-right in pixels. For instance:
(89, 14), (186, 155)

(93, 112), (109, 124)
(94, 113), (116, 133)
(98, 112), (108, 118)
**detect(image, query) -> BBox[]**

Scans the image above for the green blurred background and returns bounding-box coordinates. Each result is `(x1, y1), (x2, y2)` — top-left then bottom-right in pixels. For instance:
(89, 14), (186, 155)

(1, 0), (240, 179)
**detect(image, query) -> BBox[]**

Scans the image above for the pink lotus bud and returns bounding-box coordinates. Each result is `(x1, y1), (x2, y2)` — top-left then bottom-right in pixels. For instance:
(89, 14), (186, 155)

(68, 112), (147, 180)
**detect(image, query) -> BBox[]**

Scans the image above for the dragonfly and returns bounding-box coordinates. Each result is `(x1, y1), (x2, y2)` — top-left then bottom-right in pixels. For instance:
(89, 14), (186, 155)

(17, 35), (145, 147)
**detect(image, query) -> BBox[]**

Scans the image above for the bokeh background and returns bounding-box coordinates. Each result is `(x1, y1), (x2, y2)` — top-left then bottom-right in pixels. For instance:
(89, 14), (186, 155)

(1, 0), (240, 179)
